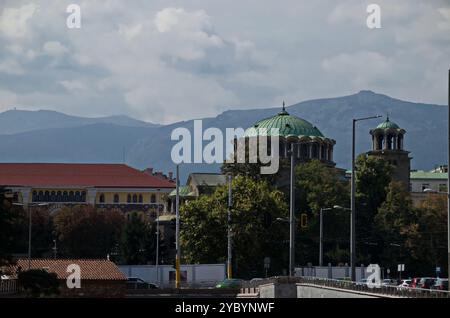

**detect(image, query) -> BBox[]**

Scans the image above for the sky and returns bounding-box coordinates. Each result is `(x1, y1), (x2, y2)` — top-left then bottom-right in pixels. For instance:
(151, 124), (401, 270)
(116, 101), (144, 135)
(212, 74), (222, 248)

(0, 0), (449, 124)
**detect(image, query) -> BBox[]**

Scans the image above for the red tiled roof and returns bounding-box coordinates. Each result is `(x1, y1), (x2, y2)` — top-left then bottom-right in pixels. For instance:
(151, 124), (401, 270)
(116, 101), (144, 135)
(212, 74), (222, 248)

(0, 163), (175, 188)
(13, 259), (126, 281)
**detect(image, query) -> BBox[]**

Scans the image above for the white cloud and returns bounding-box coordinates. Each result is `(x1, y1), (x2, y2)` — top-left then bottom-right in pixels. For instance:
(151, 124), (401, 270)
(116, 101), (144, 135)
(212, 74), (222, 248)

(0, 0), (448, 122)
(322, 51), (393, 87)
(0, 59), (25, 75)
(0, 90), (18, 111)
(42, 41), (69, 57)
(0, 4), (37, 37)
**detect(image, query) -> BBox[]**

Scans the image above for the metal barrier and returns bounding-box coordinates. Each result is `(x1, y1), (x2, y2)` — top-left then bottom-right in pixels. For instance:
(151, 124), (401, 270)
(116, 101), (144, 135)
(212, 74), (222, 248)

(298, 276), (450, 298)
(240, 276), (450, 298)
(0, 279), (19, 296)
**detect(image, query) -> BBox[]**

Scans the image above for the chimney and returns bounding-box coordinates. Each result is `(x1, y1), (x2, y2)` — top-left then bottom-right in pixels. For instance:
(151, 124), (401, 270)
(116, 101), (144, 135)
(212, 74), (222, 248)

(168, 172), (173, 180)
(143, 167), (154, 176)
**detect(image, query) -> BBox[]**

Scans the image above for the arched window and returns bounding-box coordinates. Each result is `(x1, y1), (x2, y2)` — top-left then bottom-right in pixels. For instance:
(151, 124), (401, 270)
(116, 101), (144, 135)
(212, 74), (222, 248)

(50, 191), (56, 202)
(150, 194), (156, 203)
(32, 191), (38, 202)
(127, 194), (131, 203)
(63, 191), (68, 202)
(75, 191), (81, 202)
(69, 191), (74, 202)
(114, 194), (119, 203)
(397, 135), (403, 150)
(138, 194), (143, 203)
(81, 191), (86, 202)
(44, 191), (50, 201)
(132, 194), (137, 203)
(99, 194), (105, 203)
(38, 191), (44, 201)
(56, 191), (62, 202)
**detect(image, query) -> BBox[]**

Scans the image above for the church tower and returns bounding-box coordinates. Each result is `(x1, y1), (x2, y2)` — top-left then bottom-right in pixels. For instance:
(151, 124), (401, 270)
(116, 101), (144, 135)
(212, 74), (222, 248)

(367, 117), (411, 187)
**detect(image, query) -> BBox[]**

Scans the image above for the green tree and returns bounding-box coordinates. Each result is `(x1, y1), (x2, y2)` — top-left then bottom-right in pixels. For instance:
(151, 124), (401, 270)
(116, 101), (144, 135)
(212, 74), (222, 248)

(404, 194), (448, 276)
(0, 188), (24, 266)
(294, 160), (350, 266)
(18, 269), (59, 297)
(54, 205), (124, 258)
(119, 212), (156, 264)
(355, 154), (392, 263)
(180, 176), (288, 278)
(375, 181), (417, 272)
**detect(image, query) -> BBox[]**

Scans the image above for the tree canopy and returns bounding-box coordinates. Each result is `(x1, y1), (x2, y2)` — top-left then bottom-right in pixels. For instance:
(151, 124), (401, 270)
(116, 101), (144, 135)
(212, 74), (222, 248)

(180, 175), (288, 278)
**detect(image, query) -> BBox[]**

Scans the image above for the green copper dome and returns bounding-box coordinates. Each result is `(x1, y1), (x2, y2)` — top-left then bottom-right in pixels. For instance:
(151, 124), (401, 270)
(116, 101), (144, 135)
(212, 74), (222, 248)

(244, 106), (325, 138)
(376, 117), (400, 130)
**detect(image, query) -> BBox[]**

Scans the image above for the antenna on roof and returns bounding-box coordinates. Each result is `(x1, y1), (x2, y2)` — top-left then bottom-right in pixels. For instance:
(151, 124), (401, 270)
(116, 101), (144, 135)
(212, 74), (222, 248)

(282, 101), (286, 111)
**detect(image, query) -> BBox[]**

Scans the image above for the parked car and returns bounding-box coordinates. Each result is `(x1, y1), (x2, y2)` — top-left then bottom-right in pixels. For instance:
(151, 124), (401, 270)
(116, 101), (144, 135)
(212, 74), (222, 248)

(418, 277), (436, 289)
(356, 278), (368, 286)
(382, 279), (397, 287)
(126, 277), (159, 289)
(431, 278), (448, 291)
(410, 277), (421, 288)
(397, 279), (412, 290)
(215, 278), (242, 289)
(250, 278), (264, 284)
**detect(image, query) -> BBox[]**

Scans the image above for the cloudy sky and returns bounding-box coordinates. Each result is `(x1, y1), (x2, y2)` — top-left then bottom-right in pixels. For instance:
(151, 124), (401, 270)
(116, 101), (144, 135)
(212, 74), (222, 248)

(0, 0), (449, 124)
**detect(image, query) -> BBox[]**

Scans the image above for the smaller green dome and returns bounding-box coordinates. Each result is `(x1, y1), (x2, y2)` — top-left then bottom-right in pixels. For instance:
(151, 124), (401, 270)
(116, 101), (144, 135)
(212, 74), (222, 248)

(376, 117), (399, 130)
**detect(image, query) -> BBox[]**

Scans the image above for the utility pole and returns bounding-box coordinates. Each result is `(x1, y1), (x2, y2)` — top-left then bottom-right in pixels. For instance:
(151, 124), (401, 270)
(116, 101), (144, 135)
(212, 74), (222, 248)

(227, 175), (233, 279)
(319, 207), (333, 266)
(155, 208), (160, 284)
(447, 69), (450, 291)
(289, 143), (296, 277)
(175, 164), (181, 288)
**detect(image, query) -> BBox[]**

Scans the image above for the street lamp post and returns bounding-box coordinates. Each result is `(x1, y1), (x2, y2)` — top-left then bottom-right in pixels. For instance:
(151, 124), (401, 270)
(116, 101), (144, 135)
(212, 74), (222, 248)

(319, 207), (333, 267)
(351, 115), (382, 281)
(227, 174), (233, 279)
(289, 143), (296, 277)
(13, 202), (48, 270)
(175, 164), (181, 288)
(155, 207), (160, 284)
(447, 68), (450, 290)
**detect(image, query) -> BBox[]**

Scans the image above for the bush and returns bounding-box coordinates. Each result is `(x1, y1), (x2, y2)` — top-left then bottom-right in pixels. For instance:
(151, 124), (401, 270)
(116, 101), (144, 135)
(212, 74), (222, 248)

(18, 269), (60, 297)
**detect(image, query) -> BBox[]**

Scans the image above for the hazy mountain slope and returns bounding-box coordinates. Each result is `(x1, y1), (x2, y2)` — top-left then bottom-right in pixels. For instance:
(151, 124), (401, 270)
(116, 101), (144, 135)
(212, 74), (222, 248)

(0, 91), (446, 180)
(0, 109), (159, 135)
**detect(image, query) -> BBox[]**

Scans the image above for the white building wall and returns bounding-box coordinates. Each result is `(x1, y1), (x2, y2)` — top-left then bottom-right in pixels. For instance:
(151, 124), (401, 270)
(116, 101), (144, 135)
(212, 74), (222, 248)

(118, 264), (226, 287)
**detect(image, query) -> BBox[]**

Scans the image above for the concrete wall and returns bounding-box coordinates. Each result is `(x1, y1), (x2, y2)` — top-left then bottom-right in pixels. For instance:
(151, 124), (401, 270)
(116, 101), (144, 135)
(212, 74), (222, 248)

(257, 282), (390, 298)
(297, 284), (381, 298)
(259, 283), (297, 298)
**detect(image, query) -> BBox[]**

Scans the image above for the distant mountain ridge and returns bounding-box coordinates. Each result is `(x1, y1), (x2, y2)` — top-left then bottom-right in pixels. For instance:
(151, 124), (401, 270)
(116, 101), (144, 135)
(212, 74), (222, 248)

(0, 109), (159, 135)
(0, 91), (446, 180)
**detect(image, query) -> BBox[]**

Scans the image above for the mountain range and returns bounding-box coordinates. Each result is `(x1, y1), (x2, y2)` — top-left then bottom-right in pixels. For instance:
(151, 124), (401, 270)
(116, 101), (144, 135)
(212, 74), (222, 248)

(0, 90), (447, 181)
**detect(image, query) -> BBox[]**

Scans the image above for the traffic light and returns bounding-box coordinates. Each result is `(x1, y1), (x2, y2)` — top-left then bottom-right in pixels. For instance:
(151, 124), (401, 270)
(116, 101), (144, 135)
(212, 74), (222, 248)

(300, 213), (308, 228)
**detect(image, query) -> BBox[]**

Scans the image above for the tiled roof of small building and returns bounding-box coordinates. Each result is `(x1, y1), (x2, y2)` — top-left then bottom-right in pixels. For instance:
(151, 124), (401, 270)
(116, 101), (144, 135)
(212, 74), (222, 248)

(12, 259), (126, 280)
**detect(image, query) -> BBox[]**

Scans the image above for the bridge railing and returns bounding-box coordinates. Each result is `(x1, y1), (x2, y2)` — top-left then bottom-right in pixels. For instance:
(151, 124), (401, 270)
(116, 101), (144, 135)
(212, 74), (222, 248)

(298, 276), (450, 298)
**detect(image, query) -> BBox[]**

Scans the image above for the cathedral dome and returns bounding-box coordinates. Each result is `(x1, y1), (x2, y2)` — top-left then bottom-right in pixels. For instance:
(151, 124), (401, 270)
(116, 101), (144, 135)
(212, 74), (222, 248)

(244, 106), (325, 139)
